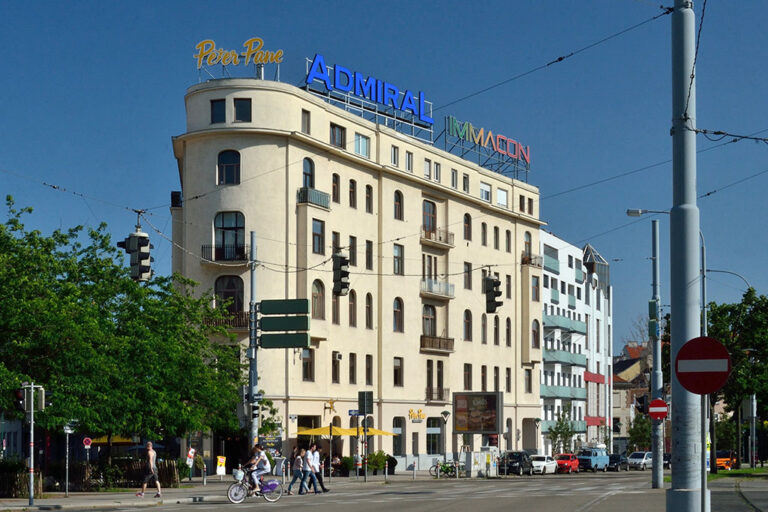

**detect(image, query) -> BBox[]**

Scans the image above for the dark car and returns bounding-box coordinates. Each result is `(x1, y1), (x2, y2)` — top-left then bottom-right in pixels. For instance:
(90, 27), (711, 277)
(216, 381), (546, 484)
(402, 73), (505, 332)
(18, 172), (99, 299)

(663, 453), (671, 469)
(503, 451), (534, 476)
(607, 454), (629, 471)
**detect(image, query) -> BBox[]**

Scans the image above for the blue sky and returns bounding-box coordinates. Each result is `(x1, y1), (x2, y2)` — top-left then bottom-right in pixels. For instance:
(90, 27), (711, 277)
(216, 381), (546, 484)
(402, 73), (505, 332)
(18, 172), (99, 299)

(2, 1), (766, 352)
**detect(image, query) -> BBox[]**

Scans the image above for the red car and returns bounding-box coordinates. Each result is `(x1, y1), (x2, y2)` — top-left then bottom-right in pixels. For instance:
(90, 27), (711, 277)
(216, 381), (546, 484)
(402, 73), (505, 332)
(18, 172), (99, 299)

(555, 453), (580, 473)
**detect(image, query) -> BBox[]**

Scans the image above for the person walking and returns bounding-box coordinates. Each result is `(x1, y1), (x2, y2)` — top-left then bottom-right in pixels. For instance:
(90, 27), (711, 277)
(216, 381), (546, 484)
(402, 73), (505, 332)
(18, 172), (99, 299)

(286, 447), (308, 495)
(314, 446), (330, 492)
(300, 443), (321, 494)
(136, 441), (162, 498)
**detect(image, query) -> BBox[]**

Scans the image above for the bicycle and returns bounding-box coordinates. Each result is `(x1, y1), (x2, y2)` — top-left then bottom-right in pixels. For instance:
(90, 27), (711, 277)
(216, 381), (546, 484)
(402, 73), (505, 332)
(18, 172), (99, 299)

(429, 460), (462, 478)
(227, 466), (283, 504)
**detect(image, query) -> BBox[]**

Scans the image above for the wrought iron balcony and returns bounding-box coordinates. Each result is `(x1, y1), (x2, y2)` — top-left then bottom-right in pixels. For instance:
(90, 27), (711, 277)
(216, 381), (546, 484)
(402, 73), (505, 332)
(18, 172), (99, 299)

(201, 244), (248, 262)
(297, 187), (330, 209)
(420, 335), (455, 354)
(521, 252), (543, 267)
(203, 310), (249, 330)
(425, 386), (451, 402)
(420, 227), (454, 248)
(420, 278), (455, 300)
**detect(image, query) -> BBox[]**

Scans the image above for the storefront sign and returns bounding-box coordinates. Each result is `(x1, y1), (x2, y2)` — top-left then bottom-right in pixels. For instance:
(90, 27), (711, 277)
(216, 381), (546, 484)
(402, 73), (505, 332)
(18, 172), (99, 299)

(194, 37), (284, 69)
(306, 54), (434, 125)
(408, 408), (426, 421)
(452, 392), (503, 435)
(446, 116), (530, 166)
(216, 456), (226, 476)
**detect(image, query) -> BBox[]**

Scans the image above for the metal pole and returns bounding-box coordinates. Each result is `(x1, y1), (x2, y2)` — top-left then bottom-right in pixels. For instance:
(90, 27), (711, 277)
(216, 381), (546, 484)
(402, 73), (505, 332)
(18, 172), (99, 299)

(750, 394), (757, 468)
(363, 418), (368, 483)
(329, 425), (332, 484)
(701, 234), (708, 512)
(28, 383), (34, 506)
(669, 1), (706, 511)
(65, 431), (69, 498)
(651, 220), (663, 489)
(249, 231), (259, 447)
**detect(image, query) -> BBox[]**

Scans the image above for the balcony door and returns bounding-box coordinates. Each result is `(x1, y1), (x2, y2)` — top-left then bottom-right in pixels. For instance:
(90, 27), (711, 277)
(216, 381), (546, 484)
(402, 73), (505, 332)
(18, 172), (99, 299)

(422, 304), (436, 337)
(422, 200), (436, 236)
(214, 211), (245, 260)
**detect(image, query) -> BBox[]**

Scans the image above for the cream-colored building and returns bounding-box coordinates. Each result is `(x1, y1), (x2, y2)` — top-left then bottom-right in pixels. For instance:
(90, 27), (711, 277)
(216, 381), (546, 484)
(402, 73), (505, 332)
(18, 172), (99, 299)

(171, 77), (544, 466)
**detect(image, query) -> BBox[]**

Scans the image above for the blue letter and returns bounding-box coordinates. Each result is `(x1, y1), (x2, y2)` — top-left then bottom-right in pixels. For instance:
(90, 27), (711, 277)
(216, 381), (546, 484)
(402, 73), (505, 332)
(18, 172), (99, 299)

(418, 91), (434, 125)
(306, 54), (332, 90)
(354, 73), (377, 99)
(400, 90), (417, 116)
(383, 82), (400, 109)
(334, 65), (353, 92)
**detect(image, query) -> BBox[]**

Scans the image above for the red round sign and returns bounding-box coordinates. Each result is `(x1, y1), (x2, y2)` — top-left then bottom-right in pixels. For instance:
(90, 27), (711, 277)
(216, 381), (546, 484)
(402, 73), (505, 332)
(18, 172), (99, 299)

(648, 399), (668, 420)
(675, 336), (731, 395)
(83, 437), (92, 447)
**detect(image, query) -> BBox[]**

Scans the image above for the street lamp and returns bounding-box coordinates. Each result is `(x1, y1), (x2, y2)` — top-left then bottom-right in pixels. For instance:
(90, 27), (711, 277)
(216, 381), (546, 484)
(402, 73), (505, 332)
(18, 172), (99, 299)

(742, 349), (758, 469)
(441, 410), (451, 464)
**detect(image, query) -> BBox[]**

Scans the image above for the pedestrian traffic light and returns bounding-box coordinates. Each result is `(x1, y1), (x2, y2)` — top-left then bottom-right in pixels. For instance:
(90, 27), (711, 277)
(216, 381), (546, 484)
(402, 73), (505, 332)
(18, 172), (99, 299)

(332, 252), (350, 296)
(484, 276), (503, 313)
(37, 388), (52, 411)
(635, 394), (648, 414)
(13, 388), (26, 412)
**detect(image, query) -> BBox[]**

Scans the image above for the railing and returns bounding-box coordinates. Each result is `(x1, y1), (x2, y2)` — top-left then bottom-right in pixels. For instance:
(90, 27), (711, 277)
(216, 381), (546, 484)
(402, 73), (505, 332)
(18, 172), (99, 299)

(540, 419), (587, 433)
(297, 187), (330, 209)
(542, 349), (587, 367)
(551, 288), (560, 304)
(425, 386), (451, 401)
(420, 227), (455, 247)
(543, 313), (587, 334)
(420, 335), (455, 353)
(575, 267), (585, 283)
(420, 278), (455, 299)
(540, 385), (587, 400)
(568, 294), (576, 308)
(521, 252), (543, 267)
(543, 254), (560, 273)
(203, 310), (249, 329)
(201, 244), (248, 262)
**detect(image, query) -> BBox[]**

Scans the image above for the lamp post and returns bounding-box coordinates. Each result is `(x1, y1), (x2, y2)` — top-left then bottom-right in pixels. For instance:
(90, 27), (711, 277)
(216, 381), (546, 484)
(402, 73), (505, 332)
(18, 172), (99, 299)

(441, 410), (451, 464)
(742, 349), (758, 469)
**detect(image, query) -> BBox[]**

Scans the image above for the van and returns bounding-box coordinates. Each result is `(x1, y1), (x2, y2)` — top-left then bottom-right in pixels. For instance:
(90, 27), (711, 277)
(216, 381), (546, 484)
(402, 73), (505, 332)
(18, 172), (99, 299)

(577, 448), (609, 472)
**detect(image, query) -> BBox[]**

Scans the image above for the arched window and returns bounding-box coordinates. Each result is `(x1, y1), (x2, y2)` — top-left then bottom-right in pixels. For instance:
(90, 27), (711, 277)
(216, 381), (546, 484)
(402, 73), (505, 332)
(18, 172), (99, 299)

(312, 280), (325, 319)
(463, 310), (472, 341)
(506, 317), (512, 347)
(349, 179), (357, 208)
(332, 173), (340, 203)
(524, 231), (532, 256)
(422, 200), (436, 235)
(422, 304), (436, 336)
(481, 223), (488, 246)
(365, 185), (373, 213)
(365, 293), (373, 329)
(493, 315), (500, 345)
(481, 313), (487, 344)
(214, 275), (243, 314)
(214, 211), (245, 260)
(393, 297), (404, 332)
(303, 158), (315, 188)
(493, 226), (499, 250)
(218, 150), (240, 185)
(505, 230), (511, 253)
(349, 290), (357, 327)
(532, 319), (540, 349)
(394, 190), (403, 220)
(463, 214), (472, 240)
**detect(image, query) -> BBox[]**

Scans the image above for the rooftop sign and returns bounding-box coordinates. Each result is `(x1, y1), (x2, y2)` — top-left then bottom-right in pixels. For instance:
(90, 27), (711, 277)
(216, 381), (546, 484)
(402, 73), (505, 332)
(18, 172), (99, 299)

(194, 37), (284, 69)
(446, 115), (530, 167)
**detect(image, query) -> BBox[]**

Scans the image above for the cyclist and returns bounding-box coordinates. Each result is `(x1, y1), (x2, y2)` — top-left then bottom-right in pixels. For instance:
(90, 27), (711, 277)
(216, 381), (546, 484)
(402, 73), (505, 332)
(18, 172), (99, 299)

(245, 444), (271, 494)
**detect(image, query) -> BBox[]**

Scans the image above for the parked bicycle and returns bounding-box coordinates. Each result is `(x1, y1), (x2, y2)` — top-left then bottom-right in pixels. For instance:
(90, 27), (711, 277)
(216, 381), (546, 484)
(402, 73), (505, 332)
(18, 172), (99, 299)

(227, 465), (283, 504)
(429, 460), (464, 478)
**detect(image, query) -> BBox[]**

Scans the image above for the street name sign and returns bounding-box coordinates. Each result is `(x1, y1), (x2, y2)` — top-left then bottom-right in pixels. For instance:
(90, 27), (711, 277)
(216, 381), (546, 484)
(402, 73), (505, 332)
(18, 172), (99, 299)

(648, 399), (668, 420)
(260, 299), (309, 315)
(675, 336), (731, 395)
(260, 332), (310, 348)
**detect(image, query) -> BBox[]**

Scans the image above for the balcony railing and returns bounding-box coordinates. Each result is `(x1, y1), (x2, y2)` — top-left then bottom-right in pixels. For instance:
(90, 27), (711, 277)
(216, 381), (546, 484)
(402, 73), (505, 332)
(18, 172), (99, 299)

(540, 419), (587, 433)
(575, 267), (585, 283)
(543, 313), (587, 334)
(521, 252), (543, 267)
(540, 385), (587, 400)
(297, 187), (330, 209)
(420, 278), (455, 299)
(204, 310), (249, 329)
(551, 288), (560, 304)
(543, 254), (560, 273)
(420, 227), (454, 248)
(542, 349), (587, 367)
(420, 335), (455, 353)
(425, 386), (451, 402)
(202, 244), (248, 262)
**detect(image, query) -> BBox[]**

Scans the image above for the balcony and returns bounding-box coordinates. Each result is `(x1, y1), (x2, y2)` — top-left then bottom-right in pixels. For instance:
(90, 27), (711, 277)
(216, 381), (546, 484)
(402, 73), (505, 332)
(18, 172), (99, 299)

(543, 254), (560, 274)
(420, 227), (454, 249)
(201, 244), (248, 262)
(540, 419), (587, 433)
(540, 385), (587, 400)
(203, 310), (249, 330)
(543, 313), (587, 334)
(550, 288), (560, 304)
(297, 187), (330, 209)
(542, 349), (587, 367)
(521, 252), (543, 267)
(568, 294), (576, 309)
(575, 267), (585, 283)
(420, 278), (455, 300)
(420, 335), (455, 354)
(425, 386), (451, 402)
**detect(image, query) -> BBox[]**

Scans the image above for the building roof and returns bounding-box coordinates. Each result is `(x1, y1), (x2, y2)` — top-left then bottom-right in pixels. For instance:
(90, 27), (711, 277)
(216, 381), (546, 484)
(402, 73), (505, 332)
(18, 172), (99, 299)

(614, 358), (640, 374)
(625, 345), (645, 359)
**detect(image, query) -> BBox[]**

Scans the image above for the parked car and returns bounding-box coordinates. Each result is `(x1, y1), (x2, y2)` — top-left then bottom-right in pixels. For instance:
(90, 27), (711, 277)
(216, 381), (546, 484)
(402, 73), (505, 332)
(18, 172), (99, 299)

(628, 451), (653, 470)
(663, 453), (671, 469)
(503, 451), (534, 475)
(607, 454), (629, 471)
(716, 450), (736, 471)
(555, 453), (580, 473)
(531, 455), (558, 474)
(577, 447), (609, 472)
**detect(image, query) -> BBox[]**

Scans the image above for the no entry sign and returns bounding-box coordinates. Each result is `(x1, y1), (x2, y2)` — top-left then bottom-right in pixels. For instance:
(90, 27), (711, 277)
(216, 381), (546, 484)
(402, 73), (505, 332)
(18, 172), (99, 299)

(675, 336), (731, 395)
(648, 399), (668, 420)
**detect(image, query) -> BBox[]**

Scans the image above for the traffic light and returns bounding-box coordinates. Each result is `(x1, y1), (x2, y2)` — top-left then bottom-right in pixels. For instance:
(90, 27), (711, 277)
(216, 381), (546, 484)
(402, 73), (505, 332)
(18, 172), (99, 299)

(635, 394), (648, 414)
(13, 388), (26, 412)
(484, 276), (503, 313)
(131, 232), (153, 282)
(332, 252), (350, 296)
(37, 388), (52, 411)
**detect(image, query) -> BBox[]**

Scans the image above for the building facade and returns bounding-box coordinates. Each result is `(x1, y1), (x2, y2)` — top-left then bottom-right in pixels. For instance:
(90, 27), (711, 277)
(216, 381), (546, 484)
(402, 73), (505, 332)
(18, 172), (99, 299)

(538, 232), (613, 454)
(170, 76), (545, 466)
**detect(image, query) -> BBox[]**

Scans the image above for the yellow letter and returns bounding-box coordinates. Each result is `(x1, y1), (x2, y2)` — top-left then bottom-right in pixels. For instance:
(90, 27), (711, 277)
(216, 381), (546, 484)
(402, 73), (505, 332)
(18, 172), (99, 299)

(194, 40), (214, 69)
(242, 37), (264, 66)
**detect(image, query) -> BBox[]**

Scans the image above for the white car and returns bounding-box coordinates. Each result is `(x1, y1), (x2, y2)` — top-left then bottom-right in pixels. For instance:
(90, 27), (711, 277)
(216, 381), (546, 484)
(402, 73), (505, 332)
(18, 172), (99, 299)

(531, 455), (558, 474)
(628, 451), (653, 470)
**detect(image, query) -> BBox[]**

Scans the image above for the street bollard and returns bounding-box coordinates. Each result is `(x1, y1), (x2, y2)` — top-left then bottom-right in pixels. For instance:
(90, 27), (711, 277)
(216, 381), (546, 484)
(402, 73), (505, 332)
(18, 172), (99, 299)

(203, 464), (207, 486)
(283, 460), (288, 485)
(412, 460), (416, 480)
(455, 461), (459, 480)
(384, 462), (388, 482)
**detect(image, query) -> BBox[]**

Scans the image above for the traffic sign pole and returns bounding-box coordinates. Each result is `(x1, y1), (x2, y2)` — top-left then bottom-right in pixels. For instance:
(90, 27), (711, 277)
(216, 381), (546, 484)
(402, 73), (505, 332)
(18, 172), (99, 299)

(249, 231), (259, 448)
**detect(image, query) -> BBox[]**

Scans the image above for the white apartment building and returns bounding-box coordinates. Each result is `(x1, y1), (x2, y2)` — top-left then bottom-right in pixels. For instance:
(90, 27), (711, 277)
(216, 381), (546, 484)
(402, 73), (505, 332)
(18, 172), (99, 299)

(539, 232), (613, 454)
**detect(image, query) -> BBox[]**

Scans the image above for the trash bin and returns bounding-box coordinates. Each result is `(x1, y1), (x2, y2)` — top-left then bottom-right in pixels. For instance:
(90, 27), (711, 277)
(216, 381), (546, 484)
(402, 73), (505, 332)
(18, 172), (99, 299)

(386, 455), (398, 475)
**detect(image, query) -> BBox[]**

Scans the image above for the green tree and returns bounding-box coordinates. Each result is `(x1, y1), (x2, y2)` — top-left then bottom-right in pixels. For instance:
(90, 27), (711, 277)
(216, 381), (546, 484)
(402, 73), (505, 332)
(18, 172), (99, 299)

(628, 414), (652, 452)
(547, 405), (575, 455)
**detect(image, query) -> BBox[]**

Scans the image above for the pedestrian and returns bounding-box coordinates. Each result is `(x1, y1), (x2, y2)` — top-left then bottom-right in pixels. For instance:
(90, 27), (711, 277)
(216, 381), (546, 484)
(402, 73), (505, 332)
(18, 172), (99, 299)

(286, 447), (308, 495)
(314, 446), (329, 492)
(300, 443), (321, 494)
(136, 441), (162, 498)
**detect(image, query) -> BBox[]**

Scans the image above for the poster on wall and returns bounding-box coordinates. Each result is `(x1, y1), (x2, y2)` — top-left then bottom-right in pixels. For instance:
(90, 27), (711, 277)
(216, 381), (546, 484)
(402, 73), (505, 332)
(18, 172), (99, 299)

(452, 392), (503, 435)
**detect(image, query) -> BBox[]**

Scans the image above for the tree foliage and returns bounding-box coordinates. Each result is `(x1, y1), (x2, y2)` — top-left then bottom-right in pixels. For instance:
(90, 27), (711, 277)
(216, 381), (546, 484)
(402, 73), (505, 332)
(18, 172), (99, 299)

(628, 414), (651, 452)
(547, 405), (576, 455)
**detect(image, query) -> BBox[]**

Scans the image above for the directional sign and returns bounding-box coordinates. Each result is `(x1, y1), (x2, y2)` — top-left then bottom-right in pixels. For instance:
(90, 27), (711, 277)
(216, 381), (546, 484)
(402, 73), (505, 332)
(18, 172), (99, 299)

(648, 399), (668, 420)
(260, 332), (311, 348)
(348, 409), (359, 416)
(83, 437), (92, 447)
(675, 336), (731, 395)
(260, 299), (309, 315)
(260, 315), (310, 332)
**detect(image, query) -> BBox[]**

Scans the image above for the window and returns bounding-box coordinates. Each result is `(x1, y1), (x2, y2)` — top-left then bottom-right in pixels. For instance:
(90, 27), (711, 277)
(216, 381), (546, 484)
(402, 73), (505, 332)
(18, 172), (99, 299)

(394, 190), (404, 220)
(422, 305), (436, 336)
(354, 133), (370, 157)
(312, 219), (325, 254)
(463, 310), (472, 341)
(330, 123), (345, 148)
(391, 145), (399, 167)
(217, 150), (240, 185)
(393, 297), (404, 332)
(528, 197), (534, 215)
(405, 151), (413, 172)
(214, 211), (245, 260)
(434, 162), (441, 182)
(568, 255), (574, 268)
(493, 316), (500, 345)
(349, 290), (357, 327)
(481, 314), (487, 344)
(481, 223), (487, 246)
(392, 417), (405, 455)
(349, 180), (357, 208)
(426, 417), (442, 455)
(393, 244), (404, 275)
(311, 280), (325, 319)
(302, 158), (314, 188)
(422, 200), (436, 235)
(497, 188), (508, 208)
(463, 262), (472, 289)
(462, 173), (469, 193)
(463, 214), (472, 240)
(365, 354), (373, 385)
(464, 363), (472, 390)
(543, 275), (549, 288)
(349, 236), (357, 266)
(349, 353), (357, 384)
(494, 367), (499, 392)
(332, 231), (340, 255)
(519, 194), (526, 212)
(506, 367), (511, 393)
(525, 369), (532, 393)
(331, 351), (340, 383)
(532, 276), (540, 301)
(480, 182), (491, 202)
(451, 169), (458, 189)
(597, 319), (601, 352)
(366, 240), (373, 270)
(394, 357), (404, 386)
(506, 317), (512, 347)
(524, 231), (532, 256)
(506, 230), (511, 253)
(481, 365), (487, 391)
(234, 98), (251, 122)
(301, 109), (311, 134)
(493, 226), (500, 250)
(302, 348), (315, 381)
(424, 158), (431, 179)
(332, 173), (340, 203)
(532, 319), (540, 349)
(506, 275), (511, 299)
(332, 294), (340, 324)
(210, 99), (225, 123)
(365, 293), (373, 329)
(365, 185), (373, 213)
(214, 275), (244, 314)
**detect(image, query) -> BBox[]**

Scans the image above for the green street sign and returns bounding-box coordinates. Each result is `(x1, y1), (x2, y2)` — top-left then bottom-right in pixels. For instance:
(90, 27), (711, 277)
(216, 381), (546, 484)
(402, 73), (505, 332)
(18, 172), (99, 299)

(260, 332), (311, 349)
(260, 299), (310, 315)
(260, 316), (310, 332)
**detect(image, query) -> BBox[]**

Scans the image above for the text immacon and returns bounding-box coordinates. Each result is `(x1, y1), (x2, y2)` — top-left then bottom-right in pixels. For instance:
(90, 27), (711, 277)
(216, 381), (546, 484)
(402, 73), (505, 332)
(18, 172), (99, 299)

(446, 115), (531, 167)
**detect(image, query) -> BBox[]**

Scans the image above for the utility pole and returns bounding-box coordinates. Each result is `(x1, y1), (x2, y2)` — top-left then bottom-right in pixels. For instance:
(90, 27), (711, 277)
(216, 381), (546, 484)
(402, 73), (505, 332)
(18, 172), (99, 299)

(669, 1), (706, 511)
(651, 220), (663, 489)
(249, 231), (259, 447)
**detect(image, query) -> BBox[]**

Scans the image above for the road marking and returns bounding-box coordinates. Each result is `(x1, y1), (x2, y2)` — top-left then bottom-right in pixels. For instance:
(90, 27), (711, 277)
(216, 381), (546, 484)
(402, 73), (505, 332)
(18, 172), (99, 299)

(677, 359), (729, 372)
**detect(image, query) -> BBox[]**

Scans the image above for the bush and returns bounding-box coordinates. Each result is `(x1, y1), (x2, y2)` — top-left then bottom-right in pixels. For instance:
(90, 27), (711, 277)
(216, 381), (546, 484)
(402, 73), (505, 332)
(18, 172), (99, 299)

(177, 458), (190, 480)
(194, 454), (205, 471)
(368, 450), (388, 471)
(341, 456), (355, 471)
